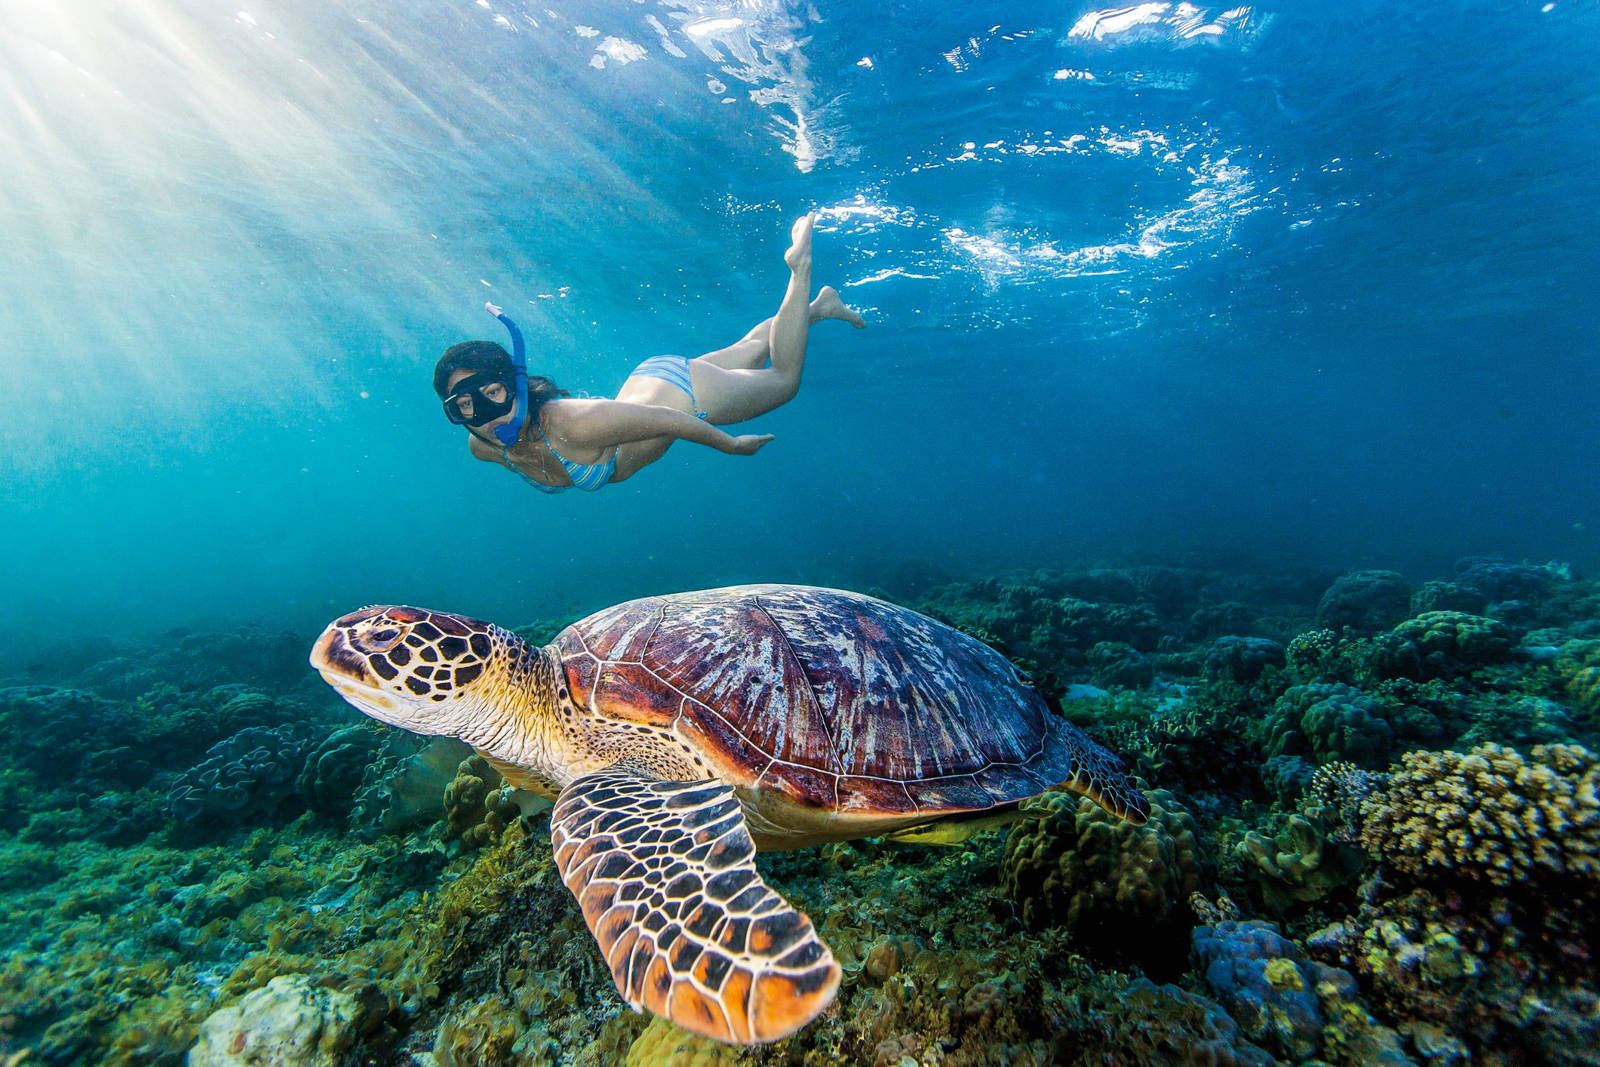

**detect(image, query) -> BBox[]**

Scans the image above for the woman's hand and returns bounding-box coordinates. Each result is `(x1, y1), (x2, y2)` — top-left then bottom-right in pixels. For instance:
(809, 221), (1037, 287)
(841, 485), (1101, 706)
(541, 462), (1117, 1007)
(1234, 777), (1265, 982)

(723, 434), (774, 456)
(485, 301), (503, 316)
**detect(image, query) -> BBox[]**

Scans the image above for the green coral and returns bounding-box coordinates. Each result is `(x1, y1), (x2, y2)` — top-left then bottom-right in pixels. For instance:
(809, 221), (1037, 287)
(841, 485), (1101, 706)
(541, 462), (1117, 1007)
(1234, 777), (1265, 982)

(1557, 639), (1600, 718)
(1235, 813), (1364, 914)
(1001, 787), (1206, 970)
(1373, 612), (1514, 680)
(1261, 683), (1393, 769)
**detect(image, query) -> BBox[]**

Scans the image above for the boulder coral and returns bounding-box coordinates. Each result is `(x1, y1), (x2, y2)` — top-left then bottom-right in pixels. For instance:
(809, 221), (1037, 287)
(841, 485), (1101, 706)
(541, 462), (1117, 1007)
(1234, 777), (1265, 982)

(1262, 683), (1394, 769)
(1557, 639), (1600, 718)
(1373, 612), (1514, 680)
(1316, 571), (1412, 634)
(1192, 918), (1410, 1065)
(188, 973), (388, 1067)
(1001, 786), (1206, 970)
(1203, 636), (1286, 682)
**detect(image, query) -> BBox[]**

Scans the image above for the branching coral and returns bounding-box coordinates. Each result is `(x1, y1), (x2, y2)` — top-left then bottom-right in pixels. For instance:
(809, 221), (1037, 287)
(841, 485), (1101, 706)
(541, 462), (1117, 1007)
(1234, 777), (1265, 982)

(1350, 743), (1600, 887)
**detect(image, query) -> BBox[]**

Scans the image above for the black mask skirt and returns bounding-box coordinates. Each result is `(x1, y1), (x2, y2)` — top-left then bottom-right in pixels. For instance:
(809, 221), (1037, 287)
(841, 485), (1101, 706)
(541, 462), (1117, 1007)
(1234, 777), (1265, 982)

(442, 373), (515, 427)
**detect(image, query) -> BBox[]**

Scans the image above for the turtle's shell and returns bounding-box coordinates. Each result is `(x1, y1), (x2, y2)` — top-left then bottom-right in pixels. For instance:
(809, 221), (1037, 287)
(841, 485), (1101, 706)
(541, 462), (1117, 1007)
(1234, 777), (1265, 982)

(553, 584), (1145, 821)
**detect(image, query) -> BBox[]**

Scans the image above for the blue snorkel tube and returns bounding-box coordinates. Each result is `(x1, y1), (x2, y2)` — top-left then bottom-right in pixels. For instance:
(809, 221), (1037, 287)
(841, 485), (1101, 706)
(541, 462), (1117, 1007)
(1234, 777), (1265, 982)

(487, 301), (529, 447)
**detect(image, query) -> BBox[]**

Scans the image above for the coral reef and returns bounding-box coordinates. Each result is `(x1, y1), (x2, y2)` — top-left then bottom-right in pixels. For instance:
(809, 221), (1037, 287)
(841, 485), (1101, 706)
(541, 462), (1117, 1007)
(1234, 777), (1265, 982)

(167, 724), (321, 826)
(1316, 571), (1412, 634)
(1203, 636), (1285, 682)
(1002, 786), (1206, 972)
(1262, 683), (1394, 768)
(1347, 742), (1600, 886)
(5, 559), (1599, 1066)
(1373, 611), (1514, 681)
(1192, 918), (1410, 1064)
(296, 725), (386, 820)
(1557, 639), (1600, 718)
(347, 735), (472, 840)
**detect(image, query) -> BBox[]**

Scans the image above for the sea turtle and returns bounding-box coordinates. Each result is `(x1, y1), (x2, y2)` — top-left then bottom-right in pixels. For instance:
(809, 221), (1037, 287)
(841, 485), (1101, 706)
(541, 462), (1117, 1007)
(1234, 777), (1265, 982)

(310, 584), (1148, 1044)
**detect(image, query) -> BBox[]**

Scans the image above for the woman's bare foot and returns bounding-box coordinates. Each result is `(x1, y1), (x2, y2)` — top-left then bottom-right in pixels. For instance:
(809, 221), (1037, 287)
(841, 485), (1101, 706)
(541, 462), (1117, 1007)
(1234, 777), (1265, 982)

(784, 213), (814, 273)
(810, 285), (866, 329)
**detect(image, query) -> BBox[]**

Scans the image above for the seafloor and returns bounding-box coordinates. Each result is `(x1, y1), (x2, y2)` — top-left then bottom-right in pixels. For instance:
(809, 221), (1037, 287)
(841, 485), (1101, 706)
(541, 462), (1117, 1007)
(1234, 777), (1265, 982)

(2, 558), (1597, 1066)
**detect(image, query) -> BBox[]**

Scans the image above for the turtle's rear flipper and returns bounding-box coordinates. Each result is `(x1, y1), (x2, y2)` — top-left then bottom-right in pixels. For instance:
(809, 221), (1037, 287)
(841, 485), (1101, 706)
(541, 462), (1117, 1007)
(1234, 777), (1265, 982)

(550, 768), (840, 1044)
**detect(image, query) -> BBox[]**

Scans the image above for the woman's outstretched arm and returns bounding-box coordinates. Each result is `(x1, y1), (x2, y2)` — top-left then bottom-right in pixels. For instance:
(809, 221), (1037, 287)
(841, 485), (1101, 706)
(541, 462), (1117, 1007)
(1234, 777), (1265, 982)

(551, 399), (773, 456)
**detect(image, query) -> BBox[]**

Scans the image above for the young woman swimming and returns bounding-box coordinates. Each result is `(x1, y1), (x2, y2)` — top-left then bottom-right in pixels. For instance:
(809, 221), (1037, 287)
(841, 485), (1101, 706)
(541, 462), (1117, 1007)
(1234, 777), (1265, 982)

(434, 214), (864, 493)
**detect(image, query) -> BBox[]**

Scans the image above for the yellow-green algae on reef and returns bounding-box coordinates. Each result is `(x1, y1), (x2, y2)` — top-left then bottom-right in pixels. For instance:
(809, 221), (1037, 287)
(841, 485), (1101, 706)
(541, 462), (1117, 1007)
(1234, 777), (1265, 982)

(0, 816), (469, 1066)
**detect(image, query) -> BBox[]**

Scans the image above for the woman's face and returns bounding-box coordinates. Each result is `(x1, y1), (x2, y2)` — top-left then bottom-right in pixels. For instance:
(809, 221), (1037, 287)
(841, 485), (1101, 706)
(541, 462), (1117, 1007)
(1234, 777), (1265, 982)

(445, 368), (514, 433)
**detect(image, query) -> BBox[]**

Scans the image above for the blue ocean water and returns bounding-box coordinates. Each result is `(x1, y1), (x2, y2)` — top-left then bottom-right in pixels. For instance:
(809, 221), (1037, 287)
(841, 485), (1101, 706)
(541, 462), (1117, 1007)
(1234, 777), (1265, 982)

(3, 1), (1595, 640)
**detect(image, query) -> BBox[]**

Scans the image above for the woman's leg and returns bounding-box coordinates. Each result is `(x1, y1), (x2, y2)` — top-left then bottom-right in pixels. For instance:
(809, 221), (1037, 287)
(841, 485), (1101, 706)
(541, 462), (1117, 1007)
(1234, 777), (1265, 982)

(697, 286), (866, 370)
(691, 215), (860, 423)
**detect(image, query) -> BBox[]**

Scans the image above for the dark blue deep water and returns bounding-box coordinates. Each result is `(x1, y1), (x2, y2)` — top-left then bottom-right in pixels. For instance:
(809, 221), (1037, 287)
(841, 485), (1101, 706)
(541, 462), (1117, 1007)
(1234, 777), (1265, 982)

(3, 1), (1595, 637)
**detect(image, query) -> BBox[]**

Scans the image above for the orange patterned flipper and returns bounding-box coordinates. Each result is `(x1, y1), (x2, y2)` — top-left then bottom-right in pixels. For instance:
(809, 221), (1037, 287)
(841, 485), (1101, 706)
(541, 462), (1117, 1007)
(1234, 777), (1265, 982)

(550, 768), (841, 1044)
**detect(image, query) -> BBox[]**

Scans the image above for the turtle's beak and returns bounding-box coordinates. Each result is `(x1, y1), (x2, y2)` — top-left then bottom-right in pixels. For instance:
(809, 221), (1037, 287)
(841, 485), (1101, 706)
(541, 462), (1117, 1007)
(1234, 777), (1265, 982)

(310, 622), (371, 685)
(310, 618), (414, 726)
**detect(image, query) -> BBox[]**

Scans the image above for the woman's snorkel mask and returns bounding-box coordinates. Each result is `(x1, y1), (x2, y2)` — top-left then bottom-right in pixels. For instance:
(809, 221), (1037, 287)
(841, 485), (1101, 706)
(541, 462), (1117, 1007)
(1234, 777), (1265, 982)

(442, 305), (529, 446)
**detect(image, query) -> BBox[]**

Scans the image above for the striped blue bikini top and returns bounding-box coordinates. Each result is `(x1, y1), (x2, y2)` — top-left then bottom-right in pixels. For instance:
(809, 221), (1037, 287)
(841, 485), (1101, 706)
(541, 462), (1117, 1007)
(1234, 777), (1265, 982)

(499, 418), (616, 493)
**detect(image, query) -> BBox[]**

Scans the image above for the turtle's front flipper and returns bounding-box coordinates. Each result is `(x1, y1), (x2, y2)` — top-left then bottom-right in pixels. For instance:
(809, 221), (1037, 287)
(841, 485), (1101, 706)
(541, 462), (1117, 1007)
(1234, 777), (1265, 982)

(550, 768), (840, 1044)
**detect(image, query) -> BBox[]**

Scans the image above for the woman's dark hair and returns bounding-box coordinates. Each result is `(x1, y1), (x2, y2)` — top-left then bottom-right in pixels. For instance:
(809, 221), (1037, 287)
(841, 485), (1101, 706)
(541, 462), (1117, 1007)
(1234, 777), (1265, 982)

(433, 340), (568, 410)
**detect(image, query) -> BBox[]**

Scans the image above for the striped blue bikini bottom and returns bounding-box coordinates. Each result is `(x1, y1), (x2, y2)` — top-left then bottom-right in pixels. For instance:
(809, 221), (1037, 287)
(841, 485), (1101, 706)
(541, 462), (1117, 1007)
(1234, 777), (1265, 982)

(629, 354), (708, 419)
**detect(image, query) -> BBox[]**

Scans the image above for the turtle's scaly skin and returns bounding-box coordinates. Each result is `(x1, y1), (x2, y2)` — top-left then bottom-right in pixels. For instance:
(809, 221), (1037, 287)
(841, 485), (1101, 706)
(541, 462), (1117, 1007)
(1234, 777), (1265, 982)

(311, 584), (1150, 1045)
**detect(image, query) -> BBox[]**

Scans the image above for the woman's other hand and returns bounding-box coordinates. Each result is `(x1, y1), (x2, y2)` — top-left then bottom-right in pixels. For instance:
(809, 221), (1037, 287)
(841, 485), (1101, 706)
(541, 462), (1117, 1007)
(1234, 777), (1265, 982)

(485, 301), (503, 316)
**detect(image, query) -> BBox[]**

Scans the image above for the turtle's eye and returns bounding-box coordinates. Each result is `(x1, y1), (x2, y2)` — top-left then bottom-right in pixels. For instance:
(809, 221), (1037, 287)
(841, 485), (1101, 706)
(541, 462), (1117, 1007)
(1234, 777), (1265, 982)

(353, 625), (405, 654)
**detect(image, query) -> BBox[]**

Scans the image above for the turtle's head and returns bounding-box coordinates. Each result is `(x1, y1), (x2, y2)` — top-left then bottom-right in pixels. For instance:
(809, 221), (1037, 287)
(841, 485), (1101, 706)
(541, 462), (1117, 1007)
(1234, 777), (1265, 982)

(311, 605), (525, 740)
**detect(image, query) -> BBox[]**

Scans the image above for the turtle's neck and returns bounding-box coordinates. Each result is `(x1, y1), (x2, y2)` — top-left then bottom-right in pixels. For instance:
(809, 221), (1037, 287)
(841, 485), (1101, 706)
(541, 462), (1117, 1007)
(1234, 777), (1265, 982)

(456, 633), (561, 784)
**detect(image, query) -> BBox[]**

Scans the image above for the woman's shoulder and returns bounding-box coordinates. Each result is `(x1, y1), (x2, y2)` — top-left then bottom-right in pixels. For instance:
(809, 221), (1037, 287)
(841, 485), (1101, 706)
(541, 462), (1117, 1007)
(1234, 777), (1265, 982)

(537, 395), (611, 429)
